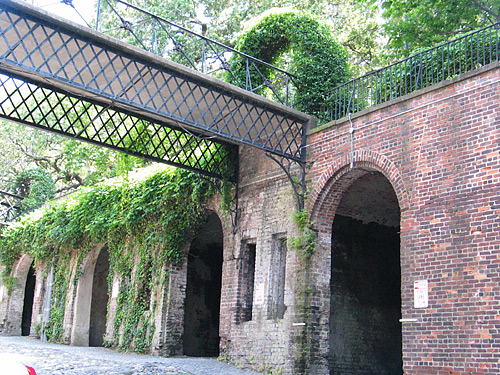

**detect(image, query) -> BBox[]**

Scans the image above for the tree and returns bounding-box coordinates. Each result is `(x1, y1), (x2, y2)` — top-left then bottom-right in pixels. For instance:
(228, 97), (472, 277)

(97, 0), (386, 74)
(371, 0), (500, 58)
(12, 168), (56, 214)
(0, 121), (147, 197)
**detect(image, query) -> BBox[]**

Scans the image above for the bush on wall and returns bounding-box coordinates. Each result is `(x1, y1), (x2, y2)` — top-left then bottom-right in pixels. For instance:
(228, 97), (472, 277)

(228, 11), (350, 119)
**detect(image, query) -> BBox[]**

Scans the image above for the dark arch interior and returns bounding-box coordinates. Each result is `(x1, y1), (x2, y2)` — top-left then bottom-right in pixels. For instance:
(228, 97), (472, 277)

(329, 171), (402, 374)
(183, 212), (223, 357)
(21, 263), (36, 336)
(89, 246), (110, 347)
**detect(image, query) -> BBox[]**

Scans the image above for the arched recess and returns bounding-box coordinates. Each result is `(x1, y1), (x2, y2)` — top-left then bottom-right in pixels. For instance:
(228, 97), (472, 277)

(71, 245), (109, 347)
(311, 160), (404, 375)
(3, 254), (35, 336)
(183, 211), (223, 357)
(22, 262), (36, 336)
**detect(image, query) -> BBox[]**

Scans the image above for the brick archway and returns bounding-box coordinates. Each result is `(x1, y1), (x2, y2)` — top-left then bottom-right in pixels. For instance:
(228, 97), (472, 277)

(309, 150), (408, 229)
(307, 150), (406, 374)
(71, 244), (108, 346)
(183, 211), (224, 357)
(1, 254), (35, 336)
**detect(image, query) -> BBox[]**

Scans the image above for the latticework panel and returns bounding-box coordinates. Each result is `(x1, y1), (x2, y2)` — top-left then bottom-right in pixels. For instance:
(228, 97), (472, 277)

(0, 73), (236, 180)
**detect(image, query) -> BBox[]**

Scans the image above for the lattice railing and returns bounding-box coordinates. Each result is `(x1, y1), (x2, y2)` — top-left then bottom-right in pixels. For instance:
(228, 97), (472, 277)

(0, 190), (22, 223)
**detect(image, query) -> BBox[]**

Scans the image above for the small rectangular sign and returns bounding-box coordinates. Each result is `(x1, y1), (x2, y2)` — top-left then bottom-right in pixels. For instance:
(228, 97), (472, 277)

(255, 282), (265, 305)
(414, 280), (429, 308)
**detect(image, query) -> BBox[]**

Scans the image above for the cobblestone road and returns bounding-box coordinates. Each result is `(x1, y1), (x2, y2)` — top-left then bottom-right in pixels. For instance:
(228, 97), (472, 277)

(0, 336), (261, 375)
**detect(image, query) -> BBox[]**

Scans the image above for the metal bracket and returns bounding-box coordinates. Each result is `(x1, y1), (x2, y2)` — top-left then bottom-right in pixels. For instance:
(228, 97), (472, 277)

(265, 152), (307, 212)
(203, 178), (239, 235)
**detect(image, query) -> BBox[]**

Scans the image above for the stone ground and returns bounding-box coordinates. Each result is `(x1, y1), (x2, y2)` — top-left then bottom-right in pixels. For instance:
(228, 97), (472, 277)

(0, 336), (261, 375)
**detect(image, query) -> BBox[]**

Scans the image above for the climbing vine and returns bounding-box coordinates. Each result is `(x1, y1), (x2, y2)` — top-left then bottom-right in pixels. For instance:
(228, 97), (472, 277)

(229, 11), (350, 119)
(0, 166), (217, 349)
(288, 209), (317, 258)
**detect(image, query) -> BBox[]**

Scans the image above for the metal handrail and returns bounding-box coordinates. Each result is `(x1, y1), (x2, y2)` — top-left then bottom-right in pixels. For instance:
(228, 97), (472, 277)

(0, 190), (22, 223)
(94, 0), (298, 107)
(324, 22), (500, 121)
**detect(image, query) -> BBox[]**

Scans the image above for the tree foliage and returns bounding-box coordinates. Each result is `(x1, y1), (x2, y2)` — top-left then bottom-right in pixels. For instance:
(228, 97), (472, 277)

(12, 168), (56, 214)
(371, 0), (500, 58)
(97, 0), (385, 72)
(0, 121), (147, 198)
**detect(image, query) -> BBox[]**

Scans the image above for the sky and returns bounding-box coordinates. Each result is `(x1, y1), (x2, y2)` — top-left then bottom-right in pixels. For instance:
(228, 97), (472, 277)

(28, 0), (97, 27)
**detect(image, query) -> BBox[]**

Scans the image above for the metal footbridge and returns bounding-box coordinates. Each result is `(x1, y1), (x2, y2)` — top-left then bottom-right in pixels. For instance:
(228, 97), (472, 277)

(0, 0), (314, 183)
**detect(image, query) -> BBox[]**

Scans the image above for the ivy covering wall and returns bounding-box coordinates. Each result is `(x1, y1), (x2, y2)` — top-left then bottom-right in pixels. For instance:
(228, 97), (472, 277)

(0, 166), (216, 349)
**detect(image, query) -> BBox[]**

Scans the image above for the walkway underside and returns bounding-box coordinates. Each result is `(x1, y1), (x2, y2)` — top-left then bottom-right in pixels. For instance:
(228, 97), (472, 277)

(0, 0), (313, 181)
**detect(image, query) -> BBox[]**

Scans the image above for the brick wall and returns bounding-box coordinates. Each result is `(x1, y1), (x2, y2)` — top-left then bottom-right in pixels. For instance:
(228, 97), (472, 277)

(0, 61), (498, 375)
(219, 143), (307, 374)
(305, 62), (500, 374)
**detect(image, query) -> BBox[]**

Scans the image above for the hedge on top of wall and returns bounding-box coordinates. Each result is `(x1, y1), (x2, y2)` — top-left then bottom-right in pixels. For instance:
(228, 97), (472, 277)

(229, 11), (350, 119)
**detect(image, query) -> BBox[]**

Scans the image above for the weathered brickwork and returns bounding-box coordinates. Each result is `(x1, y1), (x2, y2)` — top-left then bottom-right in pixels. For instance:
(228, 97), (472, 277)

(306, 62), (500, 374)
(0, 62), (499, 375)
(219, 144), (304, 374)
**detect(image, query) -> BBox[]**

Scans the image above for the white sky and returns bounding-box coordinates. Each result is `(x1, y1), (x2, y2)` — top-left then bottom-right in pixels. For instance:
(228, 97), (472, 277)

(28, 0), (97, 26)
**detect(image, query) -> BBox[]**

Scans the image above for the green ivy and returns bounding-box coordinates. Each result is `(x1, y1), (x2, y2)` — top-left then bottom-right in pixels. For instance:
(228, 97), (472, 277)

(288, 209), (317, 258)
(0, 166), (216, 349)
(228, 11), (350, 120)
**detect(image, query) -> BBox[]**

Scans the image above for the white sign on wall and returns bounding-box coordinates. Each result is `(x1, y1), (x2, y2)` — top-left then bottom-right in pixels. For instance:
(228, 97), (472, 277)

(255, 282), (265, 305)
(414, 280), (429, 308)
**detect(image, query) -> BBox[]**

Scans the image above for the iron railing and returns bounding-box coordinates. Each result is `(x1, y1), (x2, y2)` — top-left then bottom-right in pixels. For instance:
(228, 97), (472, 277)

(92, 0), (297, 107)
(324, 22), (500, 121)
(0, 190), (22, 223)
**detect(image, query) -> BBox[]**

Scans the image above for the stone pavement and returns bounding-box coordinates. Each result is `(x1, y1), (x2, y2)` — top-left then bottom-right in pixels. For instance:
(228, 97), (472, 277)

(0, 336), (261, 375)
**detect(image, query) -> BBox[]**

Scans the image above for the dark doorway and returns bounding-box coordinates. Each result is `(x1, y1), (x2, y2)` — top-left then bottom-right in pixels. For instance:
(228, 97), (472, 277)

(183, 212), (223, 357)
(89, 247), (110, 347)
(329, 172), (402, 374)
(21, 263), (36, 336)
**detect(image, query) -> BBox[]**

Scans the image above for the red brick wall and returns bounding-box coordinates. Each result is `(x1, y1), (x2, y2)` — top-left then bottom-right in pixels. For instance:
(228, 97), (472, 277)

(305, 62), (500, 374)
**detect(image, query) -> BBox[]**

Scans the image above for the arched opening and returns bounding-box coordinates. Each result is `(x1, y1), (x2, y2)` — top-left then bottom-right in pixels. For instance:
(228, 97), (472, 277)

(3, 255), (34, 336)
(183, 212), (223, 357)
(329, 171), (402, 374)
(89, 246), (110, 347)
(21, 263), (36, 336)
